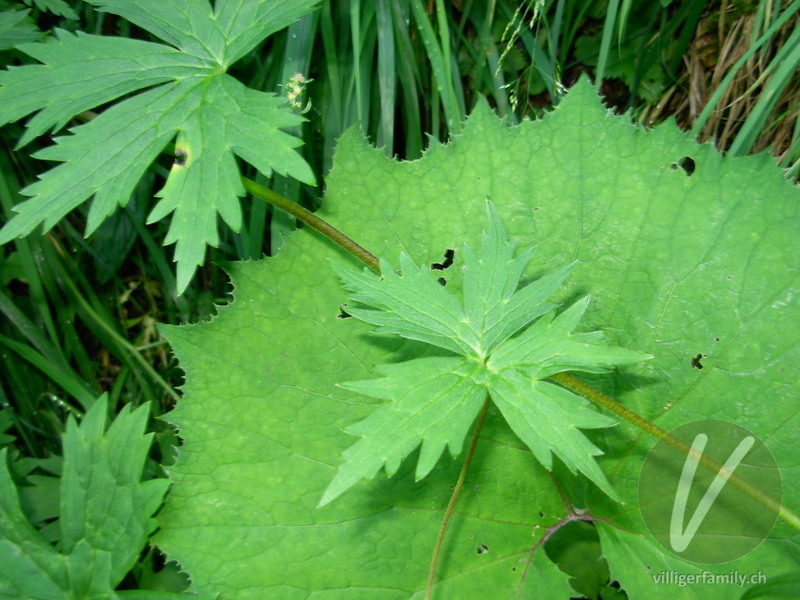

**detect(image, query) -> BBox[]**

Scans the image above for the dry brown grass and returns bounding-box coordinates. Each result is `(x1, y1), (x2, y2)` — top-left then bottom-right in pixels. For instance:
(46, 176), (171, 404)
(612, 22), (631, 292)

(640, 0), (799, 167)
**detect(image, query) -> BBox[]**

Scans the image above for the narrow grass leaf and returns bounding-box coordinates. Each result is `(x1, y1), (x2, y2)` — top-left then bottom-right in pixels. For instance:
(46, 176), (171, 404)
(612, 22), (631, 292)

(689, 1), (800, 140)
(595, 0), (621, 89)
(409, 0), (462, 132)
(375, 0), (396, 154)
(0, 334), (97, 410)
(728, 25), (800, 156)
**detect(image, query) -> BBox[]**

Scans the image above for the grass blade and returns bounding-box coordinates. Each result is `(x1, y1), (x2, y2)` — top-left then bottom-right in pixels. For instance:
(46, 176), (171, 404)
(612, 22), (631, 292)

(689, 0), (800, 141)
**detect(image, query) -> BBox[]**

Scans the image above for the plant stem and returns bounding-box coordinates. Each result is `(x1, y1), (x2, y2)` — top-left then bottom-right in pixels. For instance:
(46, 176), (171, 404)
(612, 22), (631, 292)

(250, 183), (800, 534)
(551, 372), (800, 531)
(242, 177), (379, 271)
(244, 183), (497, 592)
(551, 372), (662, 438)
(426, 396), (491, 600)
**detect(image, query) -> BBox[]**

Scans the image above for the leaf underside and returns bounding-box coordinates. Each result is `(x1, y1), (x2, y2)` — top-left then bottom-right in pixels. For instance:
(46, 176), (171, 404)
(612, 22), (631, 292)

(155, 79), (800, 599)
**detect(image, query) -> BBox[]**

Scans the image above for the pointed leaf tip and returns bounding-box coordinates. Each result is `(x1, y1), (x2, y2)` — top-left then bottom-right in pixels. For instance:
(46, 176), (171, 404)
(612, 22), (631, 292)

(328, 205), (644, 503)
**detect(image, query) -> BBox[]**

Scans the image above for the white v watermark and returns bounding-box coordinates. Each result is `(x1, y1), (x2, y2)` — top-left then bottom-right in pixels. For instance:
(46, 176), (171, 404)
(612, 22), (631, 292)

(639, 419), (780, 563)
(669, 433), (755, 552)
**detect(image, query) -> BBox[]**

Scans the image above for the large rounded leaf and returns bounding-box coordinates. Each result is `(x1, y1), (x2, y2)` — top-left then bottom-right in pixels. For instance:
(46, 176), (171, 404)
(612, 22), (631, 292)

(155, 78), (799, 599)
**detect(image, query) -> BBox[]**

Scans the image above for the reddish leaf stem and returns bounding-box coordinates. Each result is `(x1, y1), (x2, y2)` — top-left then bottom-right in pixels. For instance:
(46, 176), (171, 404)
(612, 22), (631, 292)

(426, 396), (491, 600)
(242, 177), (379, 271)
(551, 372), (800, 531)
(248, 180), (800, 535)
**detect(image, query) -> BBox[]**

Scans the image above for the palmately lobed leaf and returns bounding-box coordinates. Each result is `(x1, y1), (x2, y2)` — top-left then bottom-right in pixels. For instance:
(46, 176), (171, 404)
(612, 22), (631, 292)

(330, 255), (478, 356)
(319, 356), (487, 507)
(26, 0), (78, 20)
(86, 0), (226, 61)
(0, 0), (320, 293)
(87, 0), (320, 67)
(488, 296), (653, 379)
(0, 29), (209, 147)
(0, 9), (44, 52)
(461, 202), (572, 354)
(325, 201), (648, 505)
(487, 371), (620, 499)
(0, 448), (68, 598)
(0, 81), (195, 242)
(155, 79), (800, 599)
(0, 395), (170, 598)
(59, 396), (168, 586)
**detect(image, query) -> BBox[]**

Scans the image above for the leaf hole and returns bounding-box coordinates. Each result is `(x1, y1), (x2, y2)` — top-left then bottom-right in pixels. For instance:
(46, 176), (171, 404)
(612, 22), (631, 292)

(477, 544), (489, 555)
(669, 156), (695, 176)
(690, 353), (706, 370)
(174, 149), (187, 167)
(431, 248), (455, 271)
(337, 304), (352, 319)
(436, 277), (447, 286)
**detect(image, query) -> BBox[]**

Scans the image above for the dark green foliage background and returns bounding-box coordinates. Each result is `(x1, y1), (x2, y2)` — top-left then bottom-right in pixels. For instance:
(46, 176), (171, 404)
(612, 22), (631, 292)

(1, 1), (799, 597)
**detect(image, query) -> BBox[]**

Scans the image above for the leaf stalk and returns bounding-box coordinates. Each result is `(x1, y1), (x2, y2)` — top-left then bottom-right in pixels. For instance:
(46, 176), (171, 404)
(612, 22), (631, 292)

(426, 396), (491, 600)
(551, 372), (800, 531)
(242, 177), (379, 271)
(250, 183), (800, 537)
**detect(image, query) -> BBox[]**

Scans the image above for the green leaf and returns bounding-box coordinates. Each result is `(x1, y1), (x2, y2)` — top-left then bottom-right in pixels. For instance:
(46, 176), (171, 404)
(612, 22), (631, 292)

(331, 255), (478, 356)
(24, 0), (78, 20)
(0, 9), (42, 51)
(320, 357), (487, 506)
(461, 203), (574, 353)
(0, 448), (67, 599)
(155, 79), (800, 598)
(738, 572), (800, 600)
(2, 32), (207, 148)
(487, 371), (618, 500)
(0, 395), (172, 599)
(489, 297), (651, 378)
(88, 0), (318, 67)
(59, 397), (168, 591)
(0, 0), (318, 293)
(323, 202), (644, 505)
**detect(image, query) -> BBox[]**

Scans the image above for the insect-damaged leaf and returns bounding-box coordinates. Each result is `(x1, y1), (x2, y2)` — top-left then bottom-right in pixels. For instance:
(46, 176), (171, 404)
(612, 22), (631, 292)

(155, 79), (800, 599)
(321, 202), (646, 505)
